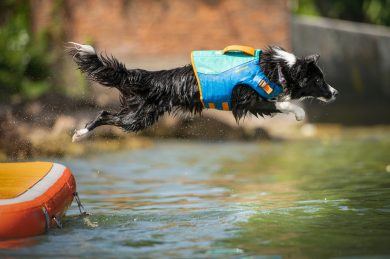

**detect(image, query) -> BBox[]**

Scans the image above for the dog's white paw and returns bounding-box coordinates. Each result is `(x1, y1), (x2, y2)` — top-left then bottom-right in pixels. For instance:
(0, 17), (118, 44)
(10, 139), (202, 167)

(72, 128), (91, 142)
(294, 107), (306, 121)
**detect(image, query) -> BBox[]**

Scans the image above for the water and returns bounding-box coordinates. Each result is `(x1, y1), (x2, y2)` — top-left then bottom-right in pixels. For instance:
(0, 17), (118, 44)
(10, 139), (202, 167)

(1, 134), (390, 258)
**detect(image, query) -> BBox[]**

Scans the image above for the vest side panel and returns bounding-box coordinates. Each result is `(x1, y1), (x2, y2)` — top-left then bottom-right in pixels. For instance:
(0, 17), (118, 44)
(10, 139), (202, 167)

(191, 51), (205, 107)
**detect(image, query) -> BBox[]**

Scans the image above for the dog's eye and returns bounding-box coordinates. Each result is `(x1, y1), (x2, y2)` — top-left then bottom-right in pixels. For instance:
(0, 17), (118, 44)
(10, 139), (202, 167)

(315, 78), (321, 85)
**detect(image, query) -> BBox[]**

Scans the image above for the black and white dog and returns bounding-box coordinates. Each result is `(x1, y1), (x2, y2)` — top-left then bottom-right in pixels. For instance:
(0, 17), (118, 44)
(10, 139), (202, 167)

(67, 42), (337, 141)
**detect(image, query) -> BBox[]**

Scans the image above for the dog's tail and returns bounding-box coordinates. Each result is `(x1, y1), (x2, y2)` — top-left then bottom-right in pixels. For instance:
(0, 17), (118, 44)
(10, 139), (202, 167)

(66, 42), (131, 92)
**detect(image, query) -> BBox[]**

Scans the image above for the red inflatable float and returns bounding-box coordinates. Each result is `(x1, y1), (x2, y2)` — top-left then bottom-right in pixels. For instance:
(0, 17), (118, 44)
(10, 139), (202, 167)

(0, 162), (76, 239)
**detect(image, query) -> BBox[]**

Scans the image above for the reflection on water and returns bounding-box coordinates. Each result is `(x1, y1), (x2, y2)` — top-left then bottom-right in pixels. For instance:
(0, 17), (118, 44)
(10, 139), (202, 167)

(219, 138), (390, 258)
(1, 133), (390, 258)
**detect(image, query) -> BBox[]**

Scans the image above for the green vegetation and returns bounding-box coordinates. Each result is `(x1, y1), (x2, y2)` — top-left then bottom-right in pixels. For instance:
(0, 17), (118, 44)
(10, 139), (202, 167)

(0, 1), (51, 100)
(293, 0), (390, 26)
(0, 0), (75, 101)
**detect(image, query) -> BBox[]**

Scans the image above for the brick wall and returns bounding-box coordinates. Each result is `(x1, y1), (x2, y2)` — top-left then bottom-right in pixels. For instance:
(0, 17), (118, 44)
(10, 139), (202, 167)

(33, 0), (289, 58)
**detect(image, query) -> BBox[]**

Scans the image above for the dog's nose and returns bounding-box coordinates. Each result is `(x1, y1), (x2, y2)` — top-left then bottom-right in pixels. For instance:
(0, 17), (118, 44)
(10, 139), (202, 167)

(333, 89), (339, 96)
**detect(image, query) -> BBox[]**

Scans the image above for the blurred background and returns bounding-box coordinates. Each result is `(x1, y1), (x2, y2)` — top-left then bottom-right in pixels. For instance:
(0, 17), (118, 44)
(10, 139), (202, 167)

(1, 1), (390, 257)
(0, 0), (389, 158)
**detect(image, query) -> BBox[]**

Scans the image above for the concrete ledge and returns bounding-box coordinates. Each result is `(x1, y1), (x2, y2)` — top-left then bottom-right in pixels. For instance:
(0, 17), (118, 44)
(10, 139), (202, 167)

(292, 15), (390, 124)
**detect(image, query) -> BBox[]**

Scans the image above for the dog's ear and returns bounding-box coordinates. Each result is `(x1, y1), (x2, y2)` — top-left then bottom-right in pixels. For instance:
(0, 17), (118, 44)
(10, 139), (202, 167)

(305, 54), (320, 64)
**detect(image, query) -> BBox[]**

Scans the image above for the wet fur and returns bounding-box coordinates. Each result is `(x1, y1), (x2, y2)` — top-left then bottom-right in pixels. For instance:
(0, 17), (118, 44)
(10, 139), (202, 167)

(67, 43), (337, 141)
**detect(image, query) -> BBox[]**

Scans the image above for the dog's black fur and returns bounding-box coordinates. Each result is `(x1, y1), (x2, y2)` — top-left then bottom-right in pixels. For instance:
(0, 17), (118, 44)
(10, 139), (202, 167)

(67, 43), (337, 140)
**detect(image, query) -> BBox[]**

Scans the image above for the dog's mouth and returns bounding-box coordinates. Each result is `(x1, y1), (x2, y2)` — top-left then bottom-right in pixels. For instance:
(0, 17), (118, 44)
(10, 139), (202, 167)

(317, 85), (338, 103)
(317, 96), (336, 103)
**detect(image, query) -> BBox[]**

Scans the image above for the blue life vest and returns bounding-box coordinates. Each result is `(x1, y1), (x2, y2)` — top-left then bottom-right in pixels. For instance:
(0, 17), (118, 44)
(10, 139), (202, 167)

(191, 45), (283, 110)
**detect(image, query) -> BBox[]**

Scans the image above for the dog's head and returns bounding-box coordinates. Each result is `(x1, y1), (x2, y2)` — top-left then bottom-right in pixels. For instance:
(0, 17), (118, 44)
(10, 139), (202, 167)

(267, 47), (338, 103)
(287, 54), (338, 103)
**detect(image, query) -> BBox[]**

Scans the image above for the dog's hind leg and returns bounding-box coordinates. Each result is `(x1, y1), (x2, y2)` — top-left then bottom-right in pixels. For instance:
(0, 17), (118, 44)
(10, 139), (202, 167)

(118, 105), (165, 132)
(72, 111), (120, 142)
(72, 106), (165, 141)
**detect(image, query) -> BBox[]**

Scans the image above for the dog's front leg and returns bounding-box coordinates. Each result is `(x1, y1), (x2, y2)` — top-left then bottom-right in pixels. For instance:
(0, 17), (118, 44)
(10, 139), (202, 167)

(275, 102), (305, 121)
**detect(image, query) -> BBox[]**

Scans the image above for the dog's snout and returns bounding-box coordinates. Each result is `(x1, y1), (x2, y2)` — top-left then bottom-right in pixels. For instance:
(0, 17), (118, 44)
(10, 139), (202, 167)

(327, 84), (338, 97)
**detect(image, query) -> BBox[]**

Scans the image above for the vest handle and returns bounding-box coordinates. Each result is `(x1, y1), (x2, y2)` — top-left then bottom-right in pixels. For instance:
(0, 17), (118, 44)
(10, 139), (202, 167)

(223, 45), (255, 56)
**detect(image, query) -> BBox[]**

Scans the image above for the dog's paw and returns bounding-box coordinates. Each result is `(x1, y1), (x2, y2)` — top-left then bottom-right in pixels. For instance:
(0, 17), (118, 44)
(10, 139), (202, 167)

(72, 128), (91, 142)
(294, 107), (306, 121)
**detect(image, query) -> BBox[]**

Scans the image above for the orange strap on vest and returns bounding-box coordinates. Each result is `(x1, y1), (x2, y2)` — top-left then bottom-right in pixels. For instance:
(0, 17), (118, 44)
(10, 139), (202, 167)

(223, 45), (256, 56)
